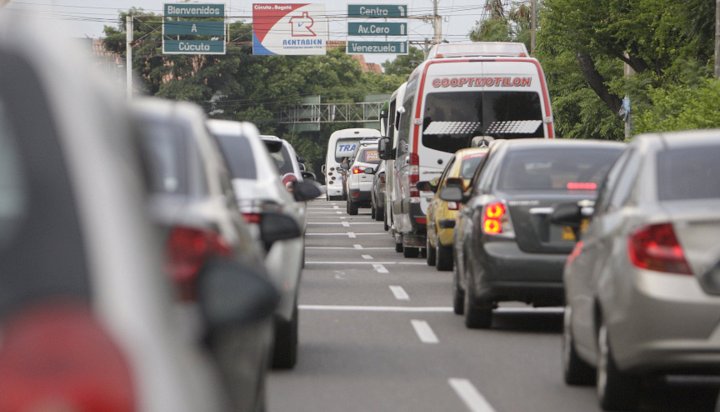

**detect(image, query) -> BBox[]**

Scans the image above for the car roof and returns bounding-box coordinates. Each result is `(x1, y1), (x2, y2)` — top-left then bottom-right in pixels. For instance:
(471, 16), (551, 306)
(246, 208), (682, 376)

(634, 129), (720, 149)
(497, 138), (626, 150)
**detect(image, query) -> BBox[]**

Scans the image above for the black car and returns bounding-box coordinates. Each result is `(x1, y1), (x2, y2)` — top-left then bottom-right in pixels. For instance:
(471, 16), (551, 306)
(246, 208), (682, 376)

(443, 139), (625, 329)
(370, 160), (386, 223)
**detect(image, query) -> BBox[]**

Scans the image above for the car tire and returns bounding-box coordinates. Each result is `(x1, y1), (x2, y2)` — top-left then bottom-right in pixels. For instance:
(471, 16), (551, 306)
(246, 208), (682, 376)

(375, 207), (384, 222)
(596, 324), (639, 410)
(272, 305), (298, 369)
(426, 237), (436, 266)
(395, 233), (403, 253)
(383, 210), (390, 231)
(403, 246), (419, 258)
(452, 265), (464, 315)
(346, 200), (358, 215)
(464, 284), (492, 329)
(370, 205), (376, 219)
(436, 243), (453, 271)
(562, 306), (595, 385)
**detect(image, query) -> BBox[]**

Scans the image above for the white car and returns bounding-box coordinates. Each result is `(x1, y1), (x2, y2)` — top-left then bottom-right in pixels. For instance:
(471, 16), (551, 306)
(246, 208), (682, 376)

(209, 121), (320, 369)
(345, 142), (380, 215)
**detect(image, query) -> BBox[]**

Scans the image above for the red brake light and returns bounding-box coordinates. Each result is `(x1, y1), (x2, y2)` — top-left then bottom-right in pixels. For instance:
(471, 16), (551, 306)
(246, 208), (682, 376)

(167, 226), (232, 300)
(567, 182), (597, 190)
(483, 202), (506, 234)
(0, 303), (135, 412)
(415, 216), (427, 225)
(628, 223), (692, 275)
(352, 166), (364, 174)
(409, 153), (420, 198)
(242, 212), (263, 224)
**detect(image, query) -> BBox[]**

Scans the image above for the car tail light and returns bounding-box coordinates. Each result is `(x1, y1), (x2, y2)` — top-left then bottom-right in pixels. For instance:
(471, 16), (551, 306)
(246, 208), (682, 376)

(447, 201), (459, 211)
(628, 223), (692, 275)
(282, 173), (297, 192)
(0, 303), (135, 412)
(415, 216), (427, 225)
(242, 212), (262, 224)
(167, 226), (232, 300)
(566, 240), (584, 267)
(409, 153), (420, 200)
(482, 201), (514, 236)
(352, 166), (365, 175)
(567, 182), (597, 190)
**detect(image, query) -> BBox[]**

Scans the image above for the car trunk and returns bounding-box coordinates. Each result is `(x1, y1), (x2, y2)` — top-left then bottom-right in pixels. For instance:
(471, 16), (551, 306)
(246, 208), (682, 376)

(504, 193), (596, 254)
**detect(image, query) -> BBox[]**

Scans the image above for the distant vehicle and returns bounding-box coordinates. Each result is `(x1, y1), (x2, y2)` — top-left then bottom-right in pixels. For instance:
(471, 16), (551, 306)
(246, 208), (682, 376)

(345, 142), (380, 215)
(0, 16), (276, 411)
(209, 120), (321, 369)
(380, 42), (555, 258)
(323, 128), (381, 201)
(557, 131), (720, 411)
(382, 82), (407, 250)
(418, 147), (489, 271)
(443, 139), (624, 329)
(133, 99), (287, 410)
(370, 160), (387, 223)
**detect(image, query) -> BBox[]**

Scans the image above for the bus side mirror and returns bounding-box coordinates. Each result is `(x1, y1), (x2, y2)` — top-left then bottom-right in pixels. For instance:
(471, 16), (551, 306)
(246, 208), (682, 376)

(378, 137), (394, 160)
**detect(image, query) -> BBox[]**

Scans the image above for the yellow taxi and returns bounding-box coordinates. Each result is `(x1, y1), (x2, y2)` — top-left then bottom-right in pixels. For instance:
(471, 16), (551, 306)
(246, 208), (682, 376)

(419, 148), (489, 270)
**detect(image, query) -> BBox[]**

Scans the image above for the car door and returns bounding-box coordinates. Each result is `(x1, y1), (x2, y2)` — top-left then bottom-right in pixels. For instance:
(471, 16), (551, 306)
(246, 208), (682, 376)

(429, 156), (456, 243)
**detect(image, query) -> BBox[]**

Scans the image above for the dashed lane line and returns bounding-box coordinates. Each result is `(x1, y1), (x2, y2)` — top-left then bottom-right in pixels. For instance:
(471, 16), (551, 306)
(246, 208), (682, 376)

(341, 221), (350, 227)
(361, 254), (373, 260)
(305, 261), (425, 265)
(348, 232), (357, 239)
(305, 246), (394, 250)
(411, 320), (439, 344)
(299, 305), (452, 313)
(305, 232), (387, 236)
(448, 379), (496, 412)
(372, 263), (389, 273)
(353, 244), (363, 249)
(389, 285), (409, 301)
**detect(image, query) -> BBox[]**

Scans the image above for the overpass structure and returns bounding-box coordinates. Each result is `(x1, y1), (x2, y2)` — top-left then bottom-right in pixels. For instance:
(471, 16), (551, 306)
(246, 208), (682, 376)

(279, 100), (387, 125)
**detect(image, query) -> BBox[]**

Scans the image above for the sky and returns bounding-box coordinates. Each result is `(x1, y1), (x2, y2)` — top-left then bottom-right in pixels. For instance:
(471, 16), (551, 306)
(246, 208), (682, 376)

(4, 0), (491, 64)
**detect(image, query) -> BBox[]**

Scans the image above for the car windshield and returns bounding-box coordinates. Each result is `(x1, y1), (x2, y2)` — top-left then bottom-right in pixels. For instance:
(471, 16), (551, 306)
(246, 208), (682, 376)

(136, 118), (190, 195)
(422, 91), (543, 154)
(214, 133), (257, 180)
(657, 146), (720, 201)
(497, 147), (622, 191)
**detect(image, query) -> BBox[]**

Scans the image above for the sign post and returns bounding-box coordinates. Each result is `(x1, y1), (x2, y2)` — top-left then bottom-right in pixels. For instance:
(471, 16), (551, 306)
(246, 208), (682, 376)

(163, 3), (226, 55)
(346, 3), (408, 55)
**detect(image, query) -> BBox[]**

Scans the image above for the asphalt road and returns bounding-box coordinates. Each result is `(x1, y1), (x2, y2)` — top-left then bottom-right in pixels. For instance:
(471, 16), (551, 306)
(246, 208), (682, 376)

(268, 198), (718, 412)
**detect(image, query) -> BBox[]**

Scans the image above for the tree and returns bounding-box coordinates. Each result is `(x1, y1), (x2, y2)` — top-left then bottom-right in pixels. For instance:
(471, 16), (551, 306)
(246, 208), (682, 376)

(382, 47), (425, 77)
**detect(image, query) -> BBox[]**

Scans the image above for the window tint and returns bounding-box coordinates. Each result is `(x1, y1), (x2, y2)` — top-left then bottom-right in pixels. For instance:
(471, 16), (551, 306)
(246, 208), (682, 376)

(422, 91), (543, 154)
(460, 155), (486, 179)
(214, 133), (257, 180)
(137, 118), (190, 195)
(657, 146), (720, 201)
(270, 144), (295, 175)
(497, 147), (623, 191)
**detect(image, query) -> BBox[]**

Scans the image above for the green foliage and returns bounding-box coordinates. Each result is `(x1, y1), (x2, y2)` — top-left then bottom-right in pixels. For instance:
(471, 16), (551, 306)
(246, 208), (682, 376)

(635, 79), (720, 133)
(381, 47), (425, 77)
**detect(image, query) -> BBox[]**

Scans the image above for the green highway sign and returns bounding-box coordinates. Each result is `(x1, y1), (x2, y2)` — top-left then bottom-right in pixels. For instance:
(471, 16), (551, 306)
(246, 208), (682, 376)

(164, 21), (225, 36)
(348, 22), (406, 36)
(347, 40), (408, 55)
(163, 40), (226, 54)
(347, 4), (407, 18)
(164, 3), (224, 18)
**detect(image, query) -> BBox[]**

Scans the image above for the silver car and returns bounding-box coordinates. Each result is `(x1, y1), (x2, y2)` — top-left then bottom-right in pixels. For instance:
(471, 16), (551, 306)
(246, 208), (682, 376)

(208, 121), (320, 369)
(559, 131), (720, 410)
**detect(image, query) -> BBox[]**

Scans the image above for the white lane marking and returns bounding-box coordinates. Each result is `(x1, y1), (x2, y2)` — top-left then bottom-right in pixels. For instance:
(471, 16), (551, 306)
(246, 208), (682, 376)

(361, 254), (373, 260)
(333, 205), (339, 209)
(353, 244), (363, 249)
(306, 246), (394, 250)
(336, 211), (342, 215)
(305, 261), (425, 265)
(306, 232), (387, 236)
(389, 285), (409, 301)
(342, 221), (350, 227)
(372, 263), (389, 273)
(448, 379), (496, 412)
(340, 216), (347, 220)
(306, 222), (381, 225)
(299, 305), (452, 313)
(348, 232), (357, 239)
(411, 320), (439, 344)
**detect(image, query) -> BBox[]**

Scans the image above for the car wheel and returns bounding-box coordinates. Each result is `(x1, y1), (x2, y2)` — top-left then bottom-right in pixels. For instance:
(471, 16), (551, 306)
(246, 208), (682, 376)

(464, 281), (492, 329)
(346, 199), (358, 215)
(436, 243), (453, 271)
(562, 306), (595, 385)
(395, 234), (403, 253)
(426, 237), (437, 266)
(370, 205), (376, 219)
(272, 305), (298, 369)
(452, 264), (464, 315)
(375, 207), (384, 222)
(383, 210), (390, 231)
(596, 324), (639, 410)
(403, 246), (419, 258)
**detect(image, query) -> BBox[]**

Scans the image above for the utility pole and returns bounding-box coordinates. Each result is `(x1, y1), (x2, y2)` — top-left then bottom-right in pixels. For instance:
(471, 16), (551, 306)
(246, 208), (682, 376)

(530, 0), (537, 54)
(126, 13), (133, 100)
(432, 0), (442, 44)
(715, 0), (720, 77)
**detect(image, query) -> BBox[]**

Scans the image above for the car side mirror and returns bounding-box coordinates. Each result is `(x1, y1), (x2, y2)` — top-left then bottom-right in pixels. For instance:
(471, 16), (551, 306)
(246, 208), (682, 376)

(301, 171), (316, 181)
(439, 177), (466, 202)
(364, 167), (376, 175)
(260, 211), (302, 244)
(292, 180), (322, 201)
(263, 140), (283, 153)
(198, 258), (279, 331)
(378, 137), (394, 160)
(321, 164), (326, 174)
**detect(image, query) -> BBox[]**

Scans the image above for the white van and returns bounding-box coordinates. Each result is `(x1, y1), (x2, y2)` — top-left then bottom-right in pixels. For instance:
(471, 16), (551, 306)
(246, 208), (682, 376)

(323, 128), (381, 200)
(381, 82), (407, 249)
(379, 42), (554, 257)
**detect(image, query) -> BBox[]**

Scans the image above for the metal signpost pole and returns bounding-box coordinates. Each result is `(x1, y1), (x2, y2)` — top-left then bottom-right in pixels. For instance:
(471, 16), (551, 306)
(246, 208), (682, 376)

(126, 14), (133, 100)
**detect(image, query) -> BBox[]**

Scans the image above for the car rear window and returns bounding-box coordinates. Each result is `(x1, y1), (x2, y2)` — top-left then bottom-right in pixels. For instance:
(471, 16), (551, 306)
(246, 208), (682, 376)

(357, 147), (380, 164)
(497, 147), (622, 191)
(460, 155), (486, 179)
(422, 91), (543, 154)
(657, 146), (720, 201)
(270, 144), (294, 175)
(214, 133), (257, 180)
(136, 118), (190, 195)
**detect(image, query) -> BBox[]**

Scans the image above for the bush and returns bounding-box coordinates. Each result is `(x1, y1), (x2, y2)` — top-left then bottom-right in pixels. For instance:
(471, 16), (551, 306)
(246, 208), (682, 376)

(635, 79), (720, 133)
